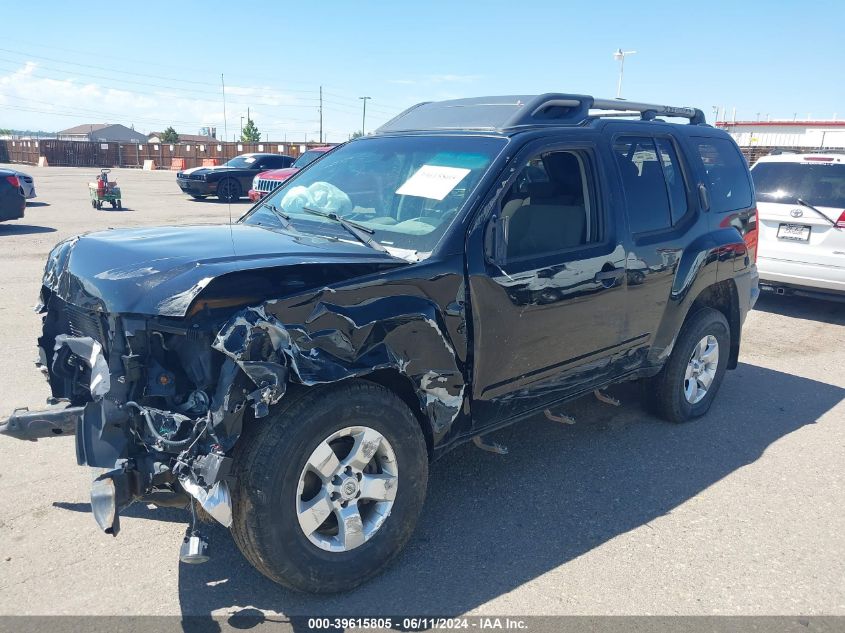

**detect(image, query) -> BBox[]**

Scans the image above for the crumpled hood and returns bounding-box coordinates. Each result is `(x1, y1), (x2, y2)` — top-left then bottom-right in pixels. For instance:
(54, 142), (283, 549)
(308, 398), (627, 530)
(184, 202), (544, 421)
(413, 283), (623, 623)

(43, 224), (401, 317)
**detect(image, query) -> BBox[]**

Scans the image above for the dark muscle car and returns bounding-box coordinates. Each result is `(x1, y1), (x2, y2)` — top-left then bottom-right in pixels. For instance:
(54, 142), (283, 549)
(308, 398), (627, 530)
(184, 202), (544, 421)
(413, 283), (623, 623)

(176, 153), (294, 202)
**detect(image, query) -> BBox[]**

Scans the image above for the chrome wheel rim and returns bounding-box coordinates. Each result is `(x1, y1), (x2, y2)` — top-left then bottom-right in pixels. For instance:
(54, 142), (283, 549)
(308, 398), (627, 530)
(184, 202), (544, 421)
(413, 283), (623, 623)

(296, 426), (398, 552)
(684, 335), (719, 404)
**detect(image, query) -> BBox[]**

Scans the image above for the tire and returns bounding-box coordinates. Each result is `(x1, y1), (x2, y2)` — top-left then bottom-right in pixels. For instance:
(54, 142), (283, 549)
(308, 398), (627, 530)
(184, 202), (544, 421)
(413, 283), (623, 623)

(216, 179), (241, 203)
(647, 307), (730, 423)
(90, 200), (96, 208)
(117, 200), (122, 210)
(231, 380), (429, 593)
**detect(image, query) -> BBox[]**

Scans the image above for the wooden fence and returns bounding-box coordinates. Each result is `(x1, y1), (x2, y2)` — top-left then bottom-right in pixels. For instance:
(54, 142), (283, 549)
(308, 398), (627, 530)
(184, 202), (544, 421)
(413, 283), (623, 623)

(0, 139), (832, 170)
(0, 139), (330, 169)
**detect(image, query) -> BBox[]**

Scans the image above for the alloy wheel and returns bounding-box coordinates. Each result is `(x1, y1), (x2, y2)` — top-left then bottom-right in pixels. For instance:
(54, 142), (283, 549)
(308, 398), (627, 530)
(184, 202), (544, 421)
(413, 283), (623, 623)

(296, 426), (398, 552)
(684, 334), (719, 404)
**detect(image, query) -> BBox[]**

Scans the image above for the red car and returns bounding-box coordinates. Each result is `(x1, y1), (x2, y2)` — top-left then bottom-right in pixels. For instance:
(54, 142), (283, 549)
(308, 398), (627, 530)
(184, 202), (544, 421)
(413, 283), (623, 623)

(248, 146), (333, 202)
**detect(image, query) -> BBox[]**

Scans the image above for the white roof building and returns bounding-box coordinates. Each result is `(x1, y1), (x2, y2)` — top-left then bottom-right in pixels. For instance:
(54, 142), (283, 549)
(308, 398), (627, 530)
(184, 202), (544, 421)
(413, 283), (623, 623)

(717, 121), (845, 148)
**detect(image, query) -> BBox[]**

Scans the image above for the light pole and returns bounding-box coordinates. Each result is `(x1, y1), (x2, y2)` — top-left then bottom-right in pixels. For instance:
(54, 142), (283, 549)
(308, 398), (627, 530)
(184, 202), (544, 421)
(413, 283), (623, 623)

(240, 116), (244, 138)
(613, 49), (637, 99)
(359, 96), (372, 135)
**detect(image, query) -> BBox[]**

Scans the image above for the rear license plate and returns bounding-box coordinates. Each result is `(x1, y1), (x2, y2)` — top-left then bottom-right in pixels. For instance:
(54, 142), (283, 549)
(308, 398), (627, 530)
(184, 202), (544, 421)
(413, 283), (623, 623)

(777, 223), (811, 242)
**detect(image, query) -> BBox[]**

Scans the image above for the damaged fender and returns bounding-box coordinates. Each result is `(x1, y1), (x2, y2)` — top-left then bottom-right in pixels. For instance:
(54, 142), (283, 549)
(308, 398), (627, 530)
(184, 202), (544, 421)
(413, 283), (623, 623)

(213, 293), (467, 441)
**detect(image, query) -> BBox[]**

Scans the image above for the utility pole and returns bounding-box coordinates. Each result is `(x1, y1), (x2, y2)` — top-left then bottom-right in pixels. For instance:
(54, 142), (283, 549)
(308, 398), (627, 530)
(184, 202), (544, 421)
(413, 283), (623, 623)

(319, 86), (323, 144)
(240, 116), (244, 138)
(221, 74), (228, 148)
(359, 96), (372, 135)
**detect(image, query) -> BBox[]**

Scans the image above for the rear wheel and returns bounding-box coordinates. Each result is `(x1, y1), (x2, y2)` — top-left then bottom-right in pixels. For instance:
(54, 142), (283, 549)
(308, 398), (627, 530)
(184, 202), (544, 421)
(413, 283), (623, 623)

(647, 307), (730, 423)
(231, 381), (428, 593)
(216, 179), (241, 202)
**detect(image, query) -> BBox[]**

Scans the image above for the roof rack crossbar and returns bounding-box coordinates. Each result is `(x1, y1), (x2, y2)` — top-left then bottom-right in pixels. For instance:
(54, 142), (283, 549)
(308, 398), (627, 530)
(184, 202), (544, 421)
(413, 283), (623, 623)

(506, 94), (706, 129)
(374, 93), (707, 135)
(590, 98), (705, 124)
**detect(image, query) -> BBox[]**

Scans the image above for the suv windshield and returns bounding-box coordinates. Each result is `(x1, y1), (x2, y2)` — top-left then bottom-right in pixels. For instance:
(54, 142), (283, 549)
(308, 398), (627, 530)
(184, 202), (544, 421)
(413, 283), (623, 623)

(293, 149), (326, 169)
(224, 155), (259, 168)
(242, 135), (506, 256)
(751, 161), (845, 208)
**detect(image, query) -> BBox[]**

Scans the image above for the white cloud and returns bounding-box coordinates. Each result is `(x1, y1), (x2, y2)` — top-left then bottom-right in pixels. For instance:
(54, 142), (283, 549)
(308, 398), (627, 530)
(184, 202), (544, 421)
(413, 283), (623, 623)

(0, 62), (353, 141)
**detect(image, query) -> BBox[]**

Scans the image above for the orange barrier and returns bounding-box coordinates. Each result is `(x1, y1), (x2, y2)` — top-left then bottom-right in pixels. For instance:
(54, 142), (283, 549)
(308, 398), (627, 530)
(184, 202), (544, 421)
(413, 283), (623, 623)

(170, 158), (186, 171)
(201, 158), (219, 167)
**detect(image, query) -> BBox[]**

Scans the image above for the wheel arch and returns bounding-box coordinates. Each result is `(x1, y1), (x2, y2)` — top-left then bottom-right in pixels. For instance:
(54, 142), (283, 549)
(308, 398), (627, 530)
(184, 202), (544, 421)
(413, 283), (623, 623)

(361, 368), (435, 460)
(687, 279), (741, 369)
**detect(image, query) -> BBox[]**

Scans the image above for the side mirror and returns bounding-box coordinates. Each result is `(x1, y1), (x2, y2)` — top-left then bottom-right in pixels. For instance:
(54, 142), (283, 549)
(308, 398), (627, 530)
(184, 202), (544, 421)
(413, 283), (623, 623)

(698, 183), (711, 212)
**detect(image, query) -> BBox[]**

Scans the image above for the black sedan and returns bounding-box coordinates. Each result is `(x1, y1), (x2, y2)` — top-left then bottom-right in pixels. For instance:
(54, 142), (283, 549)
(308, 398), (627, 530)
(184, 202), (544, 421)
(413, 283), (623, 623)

(0, 169), (25, 222)
(176, 153), (294, 202)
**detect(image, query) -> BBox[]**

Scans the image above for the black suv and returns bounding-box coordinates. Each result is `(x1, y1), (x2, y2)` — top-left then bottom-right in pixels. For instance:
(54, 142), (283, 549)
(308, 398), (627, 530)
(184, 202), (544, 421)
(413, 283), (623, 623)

(1, 94), (759, 593)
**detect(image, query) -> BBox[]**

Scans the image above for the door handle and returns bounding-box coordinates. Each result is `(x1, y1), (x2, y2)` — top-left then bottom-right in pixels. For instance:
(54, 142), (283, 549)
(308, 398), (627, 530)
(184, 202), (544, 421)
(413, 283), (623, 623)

(594, 268), (624, 287)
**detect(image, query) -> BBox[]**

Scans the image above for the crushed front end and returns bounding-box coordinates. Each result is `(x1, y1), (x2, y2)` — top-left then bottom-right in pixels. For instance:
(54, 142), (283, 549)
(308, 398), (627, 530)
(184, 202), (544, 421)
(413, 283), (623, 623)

(0, 236), (279, 550)
(16, 286), (250, 540)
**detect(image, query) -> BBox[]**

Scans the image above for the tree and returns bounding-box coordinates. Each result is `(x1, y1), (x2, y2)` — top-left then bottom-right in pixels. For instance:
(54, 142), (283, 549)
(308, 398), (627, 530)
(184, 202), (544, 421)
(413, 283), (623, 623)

(241, 118), (260, 142)
(160, 126), (179, 143)
(350, 130), (364, 139)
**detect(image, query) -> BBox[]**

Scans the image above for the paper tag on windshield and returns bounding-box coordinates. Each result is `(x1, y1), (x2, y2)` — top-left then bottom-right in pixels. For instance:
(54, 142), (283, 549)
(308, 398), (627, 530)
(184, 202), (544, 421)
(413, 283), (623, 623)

(396, 165), (471, 201)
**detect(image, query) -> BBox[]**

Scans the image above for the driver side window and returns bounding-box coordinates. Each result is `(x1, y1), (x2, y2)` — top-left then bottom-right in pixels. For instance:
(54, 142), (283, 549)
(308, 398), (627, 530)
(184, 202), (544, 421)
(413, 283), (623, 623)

(502, 150), (600, 261)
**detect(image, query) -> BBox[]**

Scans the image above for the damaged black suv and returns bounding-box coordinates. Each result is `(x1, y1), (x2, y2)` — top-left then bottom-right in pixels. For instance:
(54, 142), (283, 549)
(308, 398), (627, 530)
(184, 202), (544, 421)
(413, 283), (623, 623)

(1, 94), (759, 593)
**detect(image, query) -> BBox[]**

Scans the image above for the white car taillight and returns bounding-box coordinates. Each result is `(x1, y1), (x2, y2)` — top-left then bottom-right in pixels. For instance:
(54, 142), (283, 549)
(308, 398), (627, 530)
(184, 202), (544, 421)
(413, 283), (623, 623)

(836, 210), (845, 229)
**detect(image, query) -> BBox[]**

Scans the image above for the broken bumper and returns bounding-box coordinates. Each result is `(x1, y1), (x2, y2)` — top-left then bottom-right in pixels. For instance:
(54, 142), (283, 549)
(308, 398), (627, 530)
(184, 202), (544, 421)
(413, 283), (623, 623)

(0, 404), (83, 440)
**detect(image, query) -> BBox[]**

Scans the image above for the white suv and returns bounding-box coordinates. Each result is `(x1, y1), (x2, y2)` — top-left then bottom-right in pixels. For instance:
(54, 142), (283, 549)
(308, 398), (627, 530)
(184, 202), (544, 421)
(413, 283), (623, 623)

(751, 152), (845, 300)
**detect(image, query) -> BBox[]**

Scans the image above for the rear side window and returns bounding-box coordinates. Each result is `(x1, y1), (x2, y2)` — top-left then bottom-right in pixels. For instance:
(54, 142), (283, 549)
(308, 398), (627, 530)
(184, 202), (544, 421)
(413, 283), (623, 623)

(751, 162), (845, 209)
(694, 138), (753, 213)
(614, 136), (680, 234)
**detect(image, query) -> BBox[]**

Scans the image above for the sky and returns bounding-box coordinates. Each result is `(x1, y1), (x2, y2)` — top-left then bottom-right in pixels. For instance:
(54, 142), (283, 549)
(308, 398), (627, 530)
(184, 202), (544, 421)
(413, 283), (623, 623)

(2, 0), (844, 143)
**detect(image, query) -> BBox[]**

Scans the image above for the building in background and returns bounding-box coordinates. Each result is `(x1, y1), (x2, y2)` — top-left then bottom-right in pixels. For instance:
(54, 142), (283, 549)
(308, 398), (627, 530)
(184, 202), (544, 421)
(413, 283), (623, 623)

(717, 121), (845, 149)
(58, 123), (147, 143)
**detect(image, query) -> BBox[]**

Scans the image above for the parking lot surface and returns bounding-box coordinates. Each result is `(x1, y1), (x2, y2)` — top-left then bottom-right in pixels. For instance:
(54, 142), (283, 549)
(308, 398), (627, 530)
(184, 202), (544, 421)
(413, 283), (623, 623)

(0, 165), (843, 617)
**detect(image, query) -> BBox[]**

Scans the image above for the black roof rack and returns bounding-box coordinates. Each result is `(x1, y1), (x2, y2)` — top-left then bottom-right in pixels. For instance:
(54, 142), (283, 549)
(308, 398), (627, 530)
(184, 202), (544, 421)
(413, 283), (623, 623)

(375, 93), (707, 134)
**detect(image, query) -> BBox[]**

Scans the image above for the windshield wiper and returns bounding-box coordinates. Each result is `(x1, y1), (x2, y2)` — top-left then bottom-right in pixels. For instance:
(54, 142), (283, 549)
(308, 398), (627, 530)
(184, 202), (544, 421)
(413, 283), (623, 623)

(261, 202), (297, 231)
(301, 206), (389, 253)
(797, 198), (837, 227)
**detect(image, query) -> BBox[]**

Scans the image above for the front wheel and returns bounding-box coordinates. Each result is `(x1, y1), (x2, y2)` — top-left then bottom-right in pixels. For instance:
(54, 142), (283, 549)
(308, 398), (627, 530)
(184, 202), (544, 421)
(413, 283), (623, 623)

(647, 307), (730, 423)
(231, 381), (429, 593)
(216, 178), (241, 202)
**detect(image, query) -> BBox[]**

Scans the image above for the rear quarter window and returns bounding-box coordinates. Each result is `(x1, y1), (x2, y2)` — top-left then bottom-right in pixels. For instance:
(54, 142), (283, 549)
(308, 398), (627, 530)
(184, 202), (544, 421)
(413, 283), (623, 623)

(694, 137), (753, 213)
